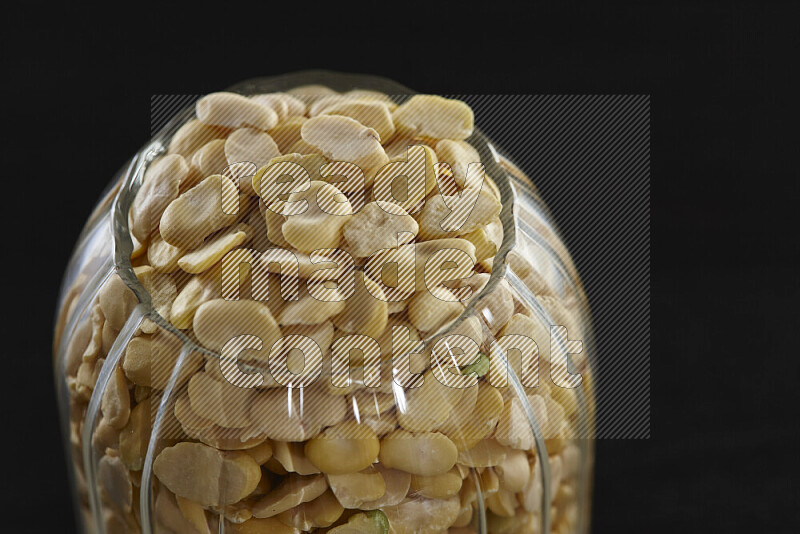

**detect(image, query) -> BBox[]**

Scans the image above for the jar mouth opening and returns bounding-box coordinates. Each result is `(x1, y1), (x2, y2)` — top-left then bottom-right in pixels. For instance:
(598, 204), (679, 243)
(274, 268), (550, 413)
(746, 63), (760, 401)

(111, 70), (519, 360)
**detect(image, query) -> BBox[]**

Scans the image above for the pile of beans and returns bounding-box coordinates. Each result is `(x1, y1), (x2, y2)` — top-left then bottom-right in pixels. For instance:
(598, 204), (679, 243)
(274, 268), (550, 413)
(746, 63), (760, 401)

(56, 85), (593, 534)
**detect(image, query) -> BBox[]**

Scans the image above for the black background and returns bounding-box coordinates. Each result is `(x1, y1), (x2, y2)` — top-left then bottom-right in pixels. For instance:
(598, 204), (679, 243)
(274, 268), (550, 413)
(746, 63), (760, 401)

(2, 2), (798, 533)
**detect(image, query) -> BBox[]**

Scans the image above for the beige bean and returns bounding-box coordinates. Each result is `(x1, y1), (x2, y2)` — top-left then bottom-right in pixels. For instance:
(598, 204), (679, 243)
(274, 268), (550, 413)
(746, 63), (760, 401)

(101, 366), (130, 430)
(440, 382), (504, 451)
(281, 180), (352, 253)
(187, 372), (255, 428)
(355, 465), (410, 510)
(407, 286), (464, 334)
(323, 100), (395, 142)
(308, 95), (362, 116)
(168, 119), (229, 159)
(520, 461), (542, 514)
(486, 487), (517, 517)
(305, 421), (380, 475)
(225, 128), (281, 173)
(392, 95), (474, 140)
(177, 223), (250, 274)
(372, 144), (438, 213)
(248, 392), (319, 442)
(175, 495), (212, 534)
(383, 134), (428, 158)
(252, 152), (327, 199)
(327, 467), (386, 508)
(282, 321), (335, 357)
(461, 274), (514, 335)
(452, 505), (474, 529)
(131, 154), (189, 242)
(494, 395), (546, 450)
(186, 424), (266, 452)
(268, 116), (308, 153)
(197, 92), (278, 130)
(155, 487), (205, 534)
(342, 201), (418, 257)
(279, 287), (347, 326)
(348, 390), (395, 418)
(193, 298), (281, 353)
(97, 454), (132, 514)
(382, 496), (461, 534)
(243, 440), (273, 465)
(379, 430), (457, 476)
(147, 232), (184, 273)
(134, 266), (177, 330)
(364, 238), (476, 300)
(301, 115), (388, 175)
(191, 139), (229, 178)
(169, 271), (220, 330)
(434, 140), (481, 190)
(154, 441), (261, 507)
(331, 271), (388, 339)
(174, 391), (212, 432)
(98, 274), (138, 332)
(361, 413), (399, 438)
(250, 386), (345, 440)
(456, 438), (507, 468)
(462, 218), (503, 262)
(410, 468), (462, 499)
(498, 313), (551, 372)
(416, 188), (502, 240)
(272, 441), (321, 475)
(251, 473), (327, 518)
(277, 490), (344, 530)
(495, 448), (530, 493)
(119, 398), (151, 471)
(250, 93), (306, 122)
(396, 370), (464, 433)
(159, 174), (241, 249)
(480, 466), (500, 494)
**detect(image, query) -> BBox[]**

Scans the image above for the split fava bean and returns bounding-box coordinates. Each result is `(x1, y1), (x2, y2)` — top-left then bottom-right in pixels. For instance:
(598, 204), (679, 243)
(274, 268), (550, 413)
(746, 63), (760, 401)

(379, 430), (457, 476)
(160, 174), (241, 250)
(322, 100), (396, 142)
(154, 441), (261, 507)
(268, 116), (309, 153)
(130, 154), (188, 242)
(251, 473), (327, 518)
(342, 200), (418, 257)
(326, 467), (386, 508)
(305, 421), (380, 475)
(193, 298), (281, 353)
(410, 468), (463, 499)
(277, 490), (344, 530)
(177, 223), (250, 274)
(381, 495), (461, 534)
(392, 95), (474, 140)
(301, 115), (388, 176)
(280, 180), (352, 253)
(168, 119), (229, 159)
(197, 92), (279, 131)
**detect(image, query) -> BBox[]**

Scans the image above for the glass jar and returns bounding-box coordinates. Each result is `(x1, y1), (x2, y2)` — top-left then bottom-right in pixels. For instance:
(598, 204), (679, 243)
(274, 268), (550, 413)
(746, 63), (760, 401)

(54, 71), (596, 534)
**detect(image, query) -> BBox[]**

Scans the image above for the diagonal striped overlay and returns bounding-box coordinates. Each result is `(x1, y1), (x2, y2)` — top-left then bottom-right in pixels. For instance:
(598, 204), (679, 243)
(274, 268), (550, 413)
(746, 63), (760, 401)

(450, 95), (651, 439)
